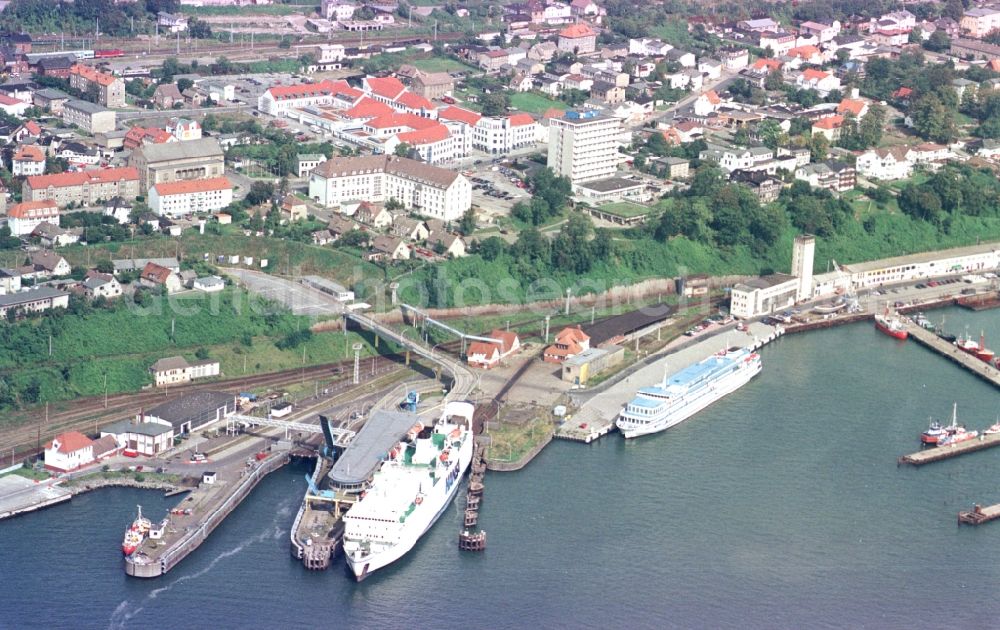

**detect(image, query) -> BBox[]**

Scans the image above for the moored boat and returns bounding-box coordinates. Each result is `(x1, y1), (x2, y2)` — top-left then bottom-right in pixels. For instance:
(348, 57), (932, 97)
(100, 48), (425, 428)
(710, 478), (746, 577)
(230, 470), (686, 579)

(936, 403), (978, 447)
(342, 401), (475, 581)
(616, 346), (762, 439)
(920, 420), (948, 445)
(874, 310), (908, 340)
(122, 505), (151, 555)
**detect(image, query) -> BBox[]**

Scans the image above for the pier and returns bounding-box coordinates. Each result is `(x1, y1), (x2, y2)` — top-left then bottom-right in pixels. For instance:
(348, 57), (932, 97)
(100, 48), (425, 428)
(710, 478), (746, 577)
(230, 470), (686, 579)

(0, 475), (72, 520)
(901, 320), (1000, 390)
(458, 442), (487, 552)
(898, 432), (1000, 466)
(125, 444), (291, 578)
(958, 502), (1000, 525)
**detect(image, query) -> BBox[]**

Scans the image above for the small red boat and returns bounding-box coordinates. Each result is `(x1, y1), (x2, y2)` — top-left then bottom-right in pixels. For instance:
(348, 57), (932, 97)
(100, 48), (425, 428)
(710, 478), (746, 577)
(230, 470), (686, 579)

(875, 311), (908, 340)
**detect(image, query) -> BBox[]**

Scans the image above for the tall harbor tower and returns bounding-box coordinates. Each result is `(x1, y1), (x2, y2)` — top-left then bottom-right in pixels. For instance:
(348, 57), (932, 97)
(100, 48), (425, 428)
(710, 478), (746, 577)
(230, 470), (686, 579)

(791, 234), (816, 301)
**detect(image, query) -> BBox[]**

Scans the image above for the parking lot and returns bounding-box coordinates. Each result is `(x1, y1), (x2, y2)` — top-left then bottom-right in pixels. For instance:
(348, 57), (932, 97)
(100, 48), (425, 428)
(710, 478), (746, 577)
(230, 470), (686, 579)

(468, 163), (531, 219)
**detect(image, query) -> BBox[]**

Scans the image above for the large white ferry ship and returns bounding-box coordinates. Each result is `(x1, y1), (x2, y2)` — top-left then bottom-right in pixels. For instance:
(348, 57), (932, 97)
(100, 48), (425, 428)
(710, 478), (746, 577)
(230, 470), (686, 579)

(342, 401), (475, 580)
(616, 347), (762, 438)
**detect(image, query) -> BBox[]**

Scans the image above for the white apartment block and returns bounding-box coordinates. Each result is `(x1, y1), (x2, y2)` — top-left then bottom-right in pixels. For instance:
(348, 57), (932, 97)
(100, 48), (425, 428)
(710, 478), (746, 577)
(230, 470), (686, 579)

(148, 176), (233, 217)
(309, 155), (471, 221)
(547, 110), (623, 185)
(472, 114), (539, 154)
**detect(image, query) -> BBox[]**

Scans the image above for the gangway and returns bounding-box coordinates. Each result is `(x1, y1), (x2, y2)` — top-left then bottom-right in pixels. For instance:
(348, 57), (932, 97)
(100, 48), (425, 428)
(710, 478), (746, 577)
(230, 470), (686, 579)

(343, 311), (476, 400)
(400, 303), (497, 354)
(229, 413), (355, 446)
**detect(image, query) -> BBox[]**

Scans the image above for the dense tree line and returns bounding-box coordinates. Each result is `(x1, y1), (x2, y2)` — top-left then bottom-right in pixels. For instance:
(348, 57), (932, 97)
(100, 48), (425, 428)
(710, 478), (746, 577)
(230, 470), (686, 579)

(898, 165), (1000, 225)
(1, 0), (177, 36)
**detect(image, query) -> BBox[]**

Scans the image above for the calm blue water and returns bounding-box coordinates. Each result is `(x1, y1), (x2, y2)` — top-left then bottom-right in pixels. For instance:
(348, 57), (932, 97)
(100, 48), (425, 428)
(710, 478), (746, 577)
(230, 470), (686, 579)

(2, 307), (1000, 629)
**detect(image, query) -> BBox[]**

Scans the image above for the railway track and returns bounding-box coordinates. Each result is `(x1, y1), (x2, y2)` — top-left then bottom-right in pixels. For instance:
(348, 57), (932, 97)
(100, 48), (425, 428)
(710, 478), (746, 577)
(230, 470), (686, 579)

(1, 353), (408, 463)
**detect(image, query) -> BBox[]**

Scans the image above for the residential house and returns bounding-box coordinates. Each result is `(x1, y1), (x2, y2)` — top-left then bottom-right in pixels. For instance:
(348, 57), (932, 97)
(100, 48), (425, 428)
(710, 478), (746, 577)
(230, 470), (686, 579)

(32, 87), (70, 113)
(166, 117), (201, 141)
(280, 194), (308, 222)
(391, 216), (430, 241)
(466, 341), (501, 368)
(543, 325), (590, 362)
(44, 431), (95, 472)
(82, 272), (122, 299)
(665, 48), (696, 67)
(798, 20), (841, 42)
(148, 177), (233, 218)
(907, 142), (952, 164)
(961, 7), (1000, 38)
(663, 156), (690, 179)
(33, 223), (80, 248)
(140, 261), (184, 293)
(856, 147), (912, 180)
(153, 83), (183, 109)
(193, 276), (225, 293)
(698, 58), (723, 80)
(0, 94), (29, 117)
(837, 98), (869, 119)
(591, 80), (625, 104)
(759, 31), (796, 56)
(12, 144), (45, 177)
(352, 200), (394, 228)
(29, 250), (71, 277)
(693, 90), (722, 117)
(558, 23), (598, 54)
(367, 234), (410, 261)
(811, 114), (844, 141)
(427, 232), (467, 258)
(411, 71), (454, 100)
(796, 68), (841, 95)
(731, 169), (783, 203)
(297, 154), (326, 178)
(794, 160), (856, 192)
(719, 47), (750, 70)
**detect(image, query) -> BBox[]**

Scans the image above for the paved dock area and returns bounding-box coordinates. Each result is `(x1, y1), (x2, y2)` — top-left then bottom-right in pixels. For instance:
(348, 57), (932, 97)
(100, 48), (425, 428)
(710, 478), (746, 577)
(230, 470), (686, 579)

(560, 322), (781, 441)
(898, 432), (1000, 466)
(903, 319), (1000, 389)
(0, 475), (72, 520)
(959, 502), (1000, 525)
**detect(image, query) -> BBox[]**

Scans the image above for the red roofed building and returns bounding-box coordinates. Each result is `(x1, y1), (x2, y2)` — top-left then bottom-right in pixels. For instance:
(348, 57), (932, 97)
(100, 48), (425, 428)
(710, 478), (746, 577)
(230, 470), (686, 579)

(124, 126), (176, 150)
(44, 431), (96, 472)
(343, 96), (395, 121)
(0, 93), (29, 117)
(489, 329), (521, 356)
(363, 76), (407, 103)
(787, 45), (823, 64)
(558, 22), (597, 53)
(140, 262), (183, 293)
(393, 91), (434, 113)
(837, 98), (869, 118)
(12, 144), (46, 177)
(23, 167), (141, 207)
(796, 68), (840, 95)
(69, 63), (126, 108)
(7, 200), (59, 236)
(466, 341), (502, 368)
(149, 176), (233, 217)
(258, 80), (347, 116)
(751, 58), (783, 72)
(544, 326), (591, 362)
(811, 114), (844, 141)
(892, 86), (913, 101)
(438, 106), (482, 127)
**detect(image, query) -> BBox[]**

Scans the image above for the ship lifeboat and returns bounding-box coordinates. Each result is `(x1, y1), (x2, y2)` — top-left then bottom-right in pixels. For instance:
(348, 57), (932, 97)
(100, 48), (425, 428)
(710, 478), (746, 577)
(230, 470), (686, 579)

(449, 427), (462, 439)
(406, 422), (424, 441)
(440, 451), (449, 463)
(415, 495), (423, 505)
(389, 445), (401, 459)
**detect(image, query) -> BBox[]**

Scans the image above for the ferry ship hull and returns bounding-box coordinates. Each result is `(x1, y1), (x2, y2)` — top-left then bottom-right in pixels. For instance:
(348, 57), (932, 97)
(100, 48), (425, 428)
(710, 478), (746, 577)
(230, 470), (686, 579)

(617, 349), (762, 439)
(343, 403), (475, 581)
(875, 317), (908, 340)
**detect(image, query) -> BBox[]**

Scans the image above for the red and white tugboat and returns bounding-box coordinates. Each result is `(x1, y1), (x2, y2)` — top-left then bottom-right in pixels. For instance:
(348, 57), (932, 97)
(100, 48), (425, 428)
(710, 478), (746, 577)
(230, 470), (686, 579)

(874, 308), (908, 340)
(122, 505), (152, 555)
(937, 403), (978, 447)
(921, 420), (948, 445)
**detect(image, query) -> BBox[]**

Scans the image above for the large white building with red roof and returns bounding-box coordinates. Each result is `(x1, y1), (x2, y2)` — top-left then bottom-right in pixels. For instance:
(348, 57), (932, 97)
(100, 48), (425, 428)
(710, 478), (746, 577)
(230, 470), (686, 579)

(257, 80), (362, 116)
(44, 431), (96, 472)
(7, 200), (59, 236)
(22, 167), (141, 207)
(149, 176), (233, 217)
(558, 22), (597, 53)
